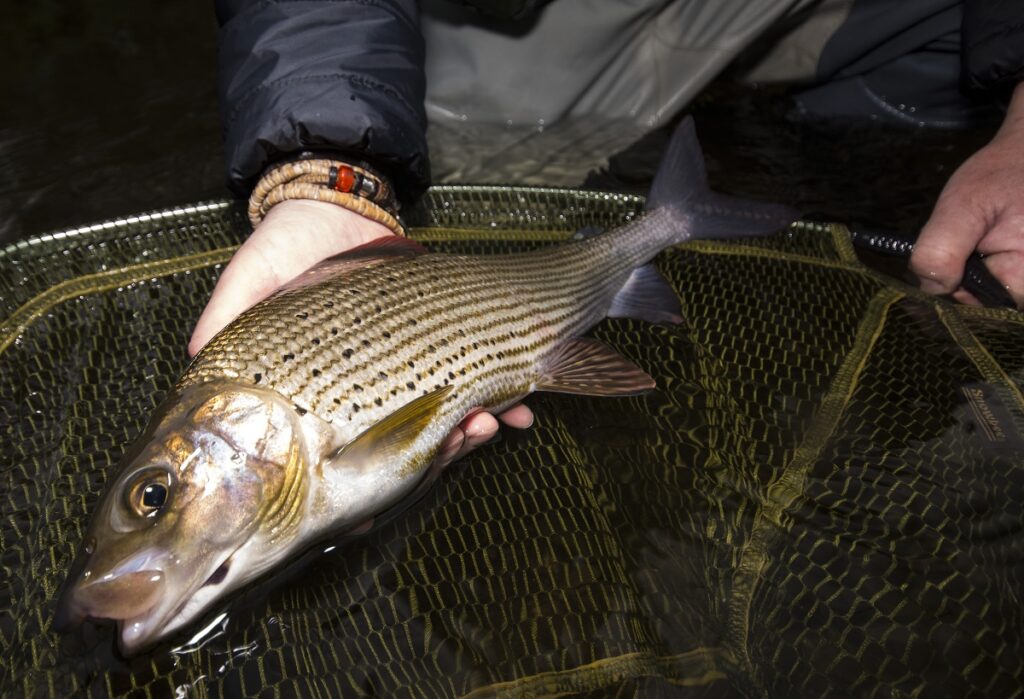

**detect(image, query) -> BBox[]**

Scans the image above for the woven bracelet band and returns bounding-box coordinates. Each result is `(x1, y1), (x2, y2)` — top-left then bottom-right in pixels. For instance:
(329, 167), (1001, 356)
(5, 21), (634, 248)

(248, 158), (405, 236)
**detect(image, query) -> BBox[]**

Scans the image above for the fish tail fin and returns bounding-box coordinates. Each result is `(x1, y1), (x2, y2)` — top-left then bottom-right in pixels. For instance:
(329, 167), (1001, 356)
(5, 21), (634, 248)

(606, 117), (798, 325)
(648, 116), (799, 242)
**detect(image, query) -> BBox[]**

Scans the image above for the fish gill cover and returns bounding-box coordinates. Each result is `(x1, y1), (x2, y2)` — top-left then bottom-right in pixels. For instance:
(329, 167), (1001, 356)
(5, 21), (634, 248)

(1, 188), (1022, 697)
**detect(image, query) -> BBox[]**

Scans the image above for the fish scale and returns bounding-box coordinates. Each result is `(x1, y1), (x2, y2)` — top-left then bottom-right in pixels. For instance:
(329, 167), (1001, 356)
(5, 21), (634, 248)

(179, 208), (676, 455)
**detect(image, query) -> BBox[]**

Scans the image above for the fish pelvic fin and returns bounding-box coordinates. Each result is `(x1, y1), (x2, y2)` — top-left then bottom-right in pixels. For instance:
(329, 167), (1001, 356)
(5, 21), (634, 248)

(537, 338), (655, 396)
(648, 116), (799, 242)
(329, 385), (453, 472)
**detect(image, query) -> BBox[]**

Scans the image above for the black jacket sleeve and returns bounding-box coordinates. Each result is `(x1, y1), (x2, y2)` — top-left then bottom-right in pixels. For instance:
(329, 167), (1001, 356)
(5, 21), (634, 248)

(215, 0), (428, 202)
(962, 0), (1024, 95)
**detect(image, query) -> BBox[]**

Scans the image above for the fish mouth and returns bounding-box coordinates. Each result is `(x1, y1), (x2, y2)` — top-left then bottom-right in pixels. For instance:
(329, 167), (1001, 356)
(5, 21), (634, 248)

(55, 547), (240, 655)
(115, 550), (239, 655)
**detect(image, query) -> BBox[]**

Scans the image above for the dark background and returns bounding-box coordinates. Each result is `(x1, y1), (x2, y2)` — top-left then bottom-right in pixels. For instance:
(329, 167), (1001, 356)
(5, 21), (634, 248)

(0, 0), (1001, 246)
(0, 0), (224, 244)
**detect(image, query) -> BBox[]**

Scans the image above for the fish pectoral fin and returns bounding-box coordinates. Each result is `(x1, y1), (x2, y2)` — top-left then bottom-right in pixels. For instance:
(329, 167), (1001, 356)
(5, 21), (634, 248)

(607, 263), (683, 324)
(536, 337), (655, 396)
(328, 385), (454, 471)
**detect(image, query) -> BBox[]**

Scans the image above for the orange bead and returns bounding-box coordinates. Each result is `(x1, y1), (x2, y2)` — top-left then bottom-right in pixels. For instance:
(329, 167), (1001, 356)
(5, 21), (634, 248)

(334, 165), (356, 193)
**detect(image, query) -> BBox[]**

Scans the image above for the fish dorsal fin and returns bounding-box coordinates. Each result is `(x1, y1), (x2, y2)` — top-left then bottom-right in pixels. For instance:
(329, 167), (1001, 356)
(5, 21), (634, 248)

(607, 263), (683, 324)
(281, 236), (428, 291)
(329, 385), (453, 471)
(537, 338), (655, 396)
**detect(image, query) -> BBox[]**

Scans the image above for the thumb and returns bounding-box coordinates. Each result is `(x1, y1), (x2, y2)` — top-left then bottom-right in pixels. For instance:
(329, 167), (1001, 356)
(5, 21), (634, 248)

(911, 193), (989, 295)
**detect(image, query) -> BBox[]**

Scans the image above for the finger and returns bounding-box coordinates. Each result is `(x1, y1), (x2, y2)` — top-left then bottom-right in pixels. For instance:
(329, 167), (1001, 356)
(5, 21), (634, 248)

(436, 428), (467, 468)
(347, 518), (375, 536)
(496, 403), (534, 429)
(911, 195), (989, 295)
(456, 412), (500, 458)
(976, 249), (1024, 307)
(951, 288), (982, 306)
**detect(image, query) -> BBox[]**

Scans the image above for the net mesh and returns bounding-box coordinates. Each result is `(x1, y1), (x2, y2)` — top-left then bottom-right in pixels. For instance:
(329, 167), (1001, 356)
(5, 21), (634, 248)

(1, 187), (1022, 697)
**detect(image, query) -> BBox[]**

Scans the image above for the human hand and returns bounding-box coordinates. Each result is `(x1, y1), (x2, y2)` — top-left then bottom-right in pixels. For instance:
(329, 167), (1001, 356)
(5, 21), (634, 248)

(911, 83), (1024, 308)
(188, 198), (533, 465)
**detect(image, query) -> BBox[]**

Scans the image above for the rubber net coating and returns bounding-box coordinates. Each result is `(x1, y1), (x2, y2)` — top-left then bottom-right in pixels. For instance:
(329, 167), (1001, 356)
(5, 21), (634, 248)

(1, 187), (1022, 698)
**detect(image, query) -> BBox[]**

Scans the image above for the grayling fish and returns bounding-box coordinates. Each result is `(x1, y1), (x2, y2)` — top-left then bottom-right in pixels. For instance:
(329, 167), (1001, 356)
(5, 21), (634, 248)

(53, 118), (796, 654)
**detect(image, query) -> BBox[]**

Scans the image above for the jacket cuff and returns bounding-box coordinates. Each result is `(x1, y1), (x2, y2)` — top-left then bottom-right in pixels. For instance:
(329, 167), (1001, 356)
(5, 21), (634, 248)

(217, 0), (429, 203)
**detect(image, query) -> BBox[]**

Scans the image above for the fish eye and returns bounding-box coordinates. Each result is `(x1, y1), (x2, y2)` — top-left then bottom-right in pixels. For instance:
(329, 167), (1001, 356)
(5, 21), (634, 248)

(125, 470), (172, 518)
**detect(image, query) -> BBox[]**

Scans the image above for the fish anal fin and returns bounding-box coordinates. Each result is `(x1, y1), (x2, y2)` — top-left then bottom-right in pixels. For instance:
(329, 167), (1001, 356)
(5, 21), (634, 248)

(608, 263), (683, 324)
(537, 338), (655, 396)
(329, 385), (453, 471)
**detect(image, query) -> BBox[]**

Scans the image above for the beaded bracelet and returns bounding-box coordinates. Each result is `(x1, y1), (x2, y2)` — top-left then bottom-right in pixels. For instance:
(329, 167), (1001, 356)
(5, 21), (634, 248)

(248, 158), (405, 236)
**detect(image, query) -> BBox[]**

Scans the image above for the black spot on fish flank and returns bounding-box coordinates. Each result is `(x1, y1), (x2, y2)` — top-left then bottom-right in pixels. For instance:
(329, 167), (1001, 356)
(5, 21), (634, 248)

(374, 304), (382, 313)
(458, 329), (465, 337)
(378, 371), (388, 380)
(352, 403), (361, 412)
(294, 405), (307, 416)
(408, 318), (417, 326)
(312, 369), (321, 377)
(390, 387), (399, 396)
(353, 384), (363, 392)
(312, 338), (320, 345)
(354, 317), (362, 325)
(406, 381), (415, 390)
(334, 398), (342, 405)
(415, 372), (422, 380)
(282, 353), (295, 362)
(448, 371), (456, 380)
(331, 328), (339, 336)
(253, 373), (262, 384)
(383, 331), (391, 339)
(296, 312), (308, 320)
(407, 360), (415, 368)
(379, 290), (388, 297)
(324, 301), (334, 308)
(374, 397), (383, 406)
(472, 342), (479, 350)
(361, 339), (371, 348)
(342, 349), (354, 358)
(427, 344), (436, 353)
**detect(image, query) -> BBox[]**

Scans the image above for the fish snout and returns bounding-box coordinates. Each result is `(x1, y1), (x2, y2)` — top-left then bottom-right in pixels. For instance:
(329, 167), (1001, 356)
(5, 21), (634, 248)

(54, 547), (169, 631)
(81, 569), (165, 617)
(55, 569), (166, 630)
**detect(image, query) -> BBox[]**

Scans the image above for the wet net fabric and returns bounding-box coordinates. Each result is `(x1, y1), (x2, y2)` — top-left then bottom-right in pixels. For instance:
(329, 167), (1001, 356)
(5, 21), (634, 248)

(1, 188), (1022, 697)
